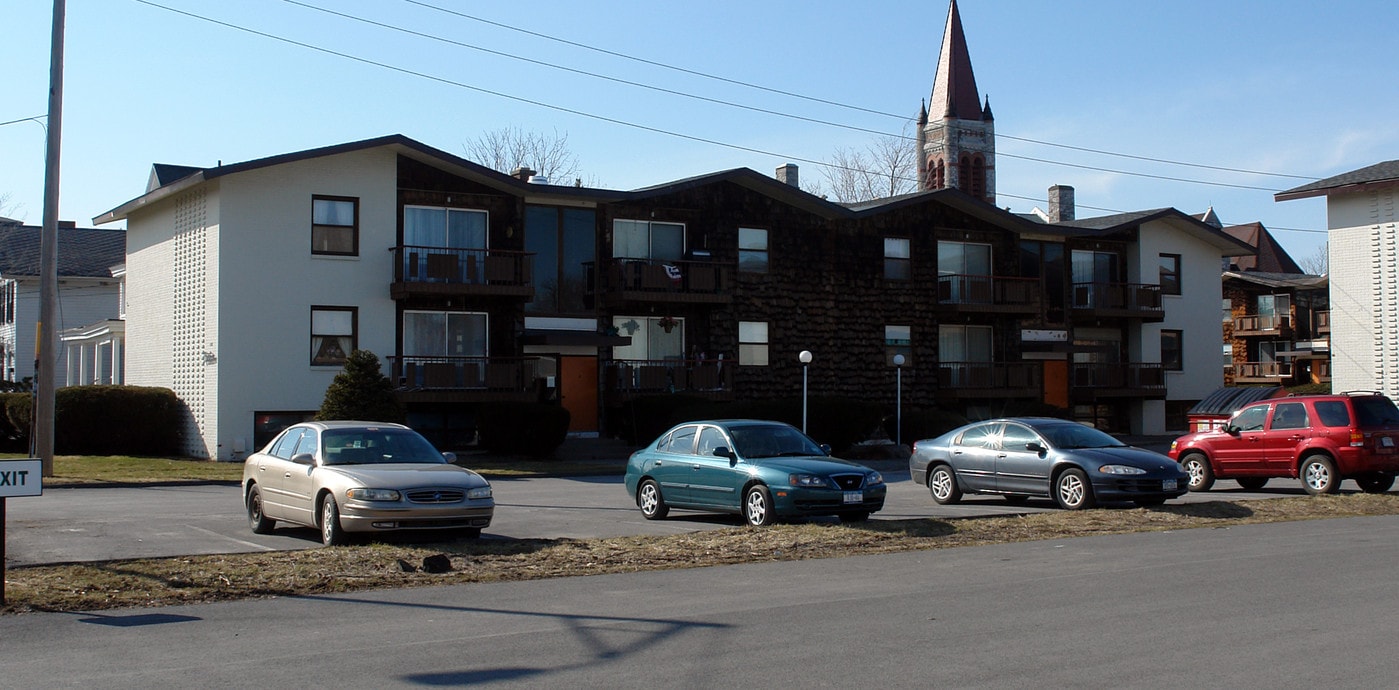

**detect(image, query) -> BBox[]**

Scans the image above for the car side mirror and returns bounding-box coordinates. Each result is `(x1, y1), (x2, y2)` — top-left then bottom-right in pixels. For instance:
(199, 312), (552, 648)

(1225, 425), (1241, 436)
(442, 451), (457, 464)
(713, 446), (736, 460)
(1026, 442), (1047, 453)
(820, 443), (832, 456)
(291, 452), (316, 466)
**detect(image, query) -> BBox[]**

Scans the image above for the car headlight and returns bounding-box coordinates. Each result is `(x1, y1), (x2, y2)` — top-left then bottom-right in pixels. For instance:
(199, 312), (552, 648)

(866, 471), (885, 486)
(789, 473), (830, 488)
(346, 488), (401, 501)
(1097, 464), (1147, 476)
(467, 486), (493, 500)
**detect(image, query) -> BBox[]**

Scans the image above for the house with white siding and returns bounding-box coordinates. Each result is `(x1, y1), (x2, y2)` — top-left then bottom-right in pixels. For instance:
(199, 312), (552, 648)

(1277, 160), (1399, 397)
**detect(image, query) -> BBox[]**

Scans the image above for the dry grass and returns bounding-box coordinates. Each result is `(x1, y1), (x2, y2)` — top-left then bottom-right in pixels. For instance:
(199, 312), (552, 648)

(6, 493), (1399, 615)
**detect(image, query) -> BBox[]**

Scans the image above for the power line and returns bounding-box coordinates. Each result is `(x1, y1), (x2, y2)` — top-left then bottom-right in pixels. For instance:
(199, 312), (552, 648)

(0, 116), (47, 128)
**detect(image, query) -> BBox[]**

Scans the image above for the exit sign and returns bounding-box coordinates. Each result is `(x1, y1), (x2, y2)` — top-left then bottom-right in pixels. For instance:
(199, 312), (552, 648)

(0, 459), (42, 497)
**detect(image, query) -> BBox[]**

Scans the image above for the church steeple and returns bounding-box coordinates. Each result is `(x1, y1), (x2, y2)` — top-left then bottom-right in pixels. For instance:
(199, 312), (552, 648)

(918, 0), (995, 202)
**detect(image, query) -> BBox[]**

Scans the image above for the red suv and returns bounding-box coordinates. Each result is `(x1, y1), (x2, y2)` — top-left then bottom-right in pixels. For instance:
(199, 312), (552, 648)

(1168, 392), (1399, 495)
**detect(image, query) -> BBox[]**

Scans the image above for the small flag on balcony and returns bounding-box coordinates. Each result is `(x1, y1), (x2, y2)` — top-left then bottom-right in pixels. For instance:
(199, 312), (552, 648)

(664, 264), (682, 283)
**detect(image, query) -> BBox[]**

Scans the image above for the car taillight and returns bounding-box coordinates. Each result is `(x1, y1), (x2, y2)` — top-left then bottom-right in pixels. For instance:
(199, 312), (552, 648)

(1350, 429), (1364, 447)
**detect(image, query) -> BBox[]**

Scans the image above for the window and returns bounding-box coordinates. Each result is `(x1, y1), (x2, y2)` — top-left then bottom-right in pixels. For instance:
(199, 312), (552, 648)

(662, 425), (698, 454)
(1159, 254), (1181, 295)
(614, 219), (684, 261)
(1257, 294), (1291, 330)
(999, 424), (1038, 452)
(939, 241), (992, 303)
(312, 196), (358, 256)
(739, 321), (769, 366)
(526, 206), (594, 314)
(311, 306), (356, 366)
(1232, 405), (1267, 432)
(885, 325), (911, 366)
(1161, 329), (1183, 371)
(1222, 298), (1233, 322)
(614, 316), (684, 362)
(1019, 240), (1066, 324)
(1270, 402), (1309, 430)
(1223, 343), (1233, 369)
(403, 311), (488, 358)
(885, 237), (910, 280)
(739, 227), (768, 273)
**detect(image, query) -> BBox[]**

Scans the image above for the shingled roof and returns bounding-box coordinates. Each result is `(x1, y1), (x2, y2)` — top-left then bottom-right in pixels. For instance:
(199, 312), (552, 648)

(0, 223), (126, 279)
(1275, 160), (1399, 201)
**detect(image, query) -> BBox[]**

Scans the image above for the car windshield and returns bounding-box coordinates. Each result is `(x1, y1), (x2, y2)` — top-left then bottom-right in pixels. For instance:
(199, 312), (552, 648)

(730, 425), (825, 459)
(1353, 397), (1399, 428)
(1042, 424), (1125, 450)
(321, 428), (447, 465)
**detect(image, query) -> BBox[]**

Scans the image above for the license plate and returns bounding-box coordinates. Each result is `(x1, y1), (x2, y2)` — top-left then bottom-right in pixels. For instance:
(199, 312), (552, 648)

(843, 491), (863, 504)
(1163, 479), (1178, 491)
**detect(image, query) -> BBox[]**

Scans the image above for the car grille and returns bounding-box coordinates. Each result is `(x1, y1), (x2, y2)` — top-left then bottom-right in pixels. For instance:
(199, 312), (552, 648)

(831, 473), (866, 490)
(1112, 478), (1174, 493)
(405, 488), (467, 504)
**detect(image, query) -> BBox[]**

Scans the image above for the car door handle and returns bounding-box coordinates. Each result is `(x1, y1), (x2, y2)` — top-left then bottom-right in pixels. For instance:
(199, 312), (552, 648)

(1288, 435), (1305, 441)
(997, 453), (1008, 459)
(284, 472), (292, 478)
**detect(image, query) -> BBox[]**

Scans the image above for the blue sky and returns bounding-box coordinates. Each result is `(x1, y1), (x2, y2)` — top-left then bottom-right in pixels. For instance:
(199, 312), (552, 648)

(4, 1), (1396, 266)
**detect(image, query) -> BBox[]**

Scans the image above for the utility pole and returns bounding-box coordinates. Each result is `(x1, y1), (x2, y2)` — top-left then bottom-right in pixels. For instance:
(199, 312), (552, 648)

(37, 0), (66, 476)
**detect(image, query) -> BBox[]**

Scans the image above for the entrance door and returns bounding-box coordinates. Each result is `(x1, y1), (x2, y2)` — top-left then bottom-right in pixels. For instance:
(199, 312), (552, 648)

(559, 356), (599, 433)
(1042, 360), (1069, 409)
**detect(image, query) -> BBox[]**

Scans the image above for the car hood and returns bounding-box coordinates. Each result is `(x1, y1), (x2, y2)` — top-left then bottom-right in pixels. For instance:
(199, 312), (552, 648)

(747, 456), (874, 475)
(1068, 446), (1183, 471)
(321, 463), (488, 487)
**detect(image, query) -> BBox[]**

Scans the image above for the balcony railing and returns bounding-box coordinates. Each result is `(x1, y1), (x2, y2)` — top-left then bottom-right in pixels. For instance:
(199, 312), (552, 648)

(936, 274), (1040, 313)
(390, 246), (534, 299)
(587, 258), (731, 306)
(1233, 314), (1292, 337)
(1070, 363), (1166, 397)
(1315, 310), (1331, 334)
(936, 362), (1042, 399)
(1232, 361), (1293, 383)
(604, 358), (734, 401)
(386, 356), (546, 401)
(1071, 282), (1164, 320)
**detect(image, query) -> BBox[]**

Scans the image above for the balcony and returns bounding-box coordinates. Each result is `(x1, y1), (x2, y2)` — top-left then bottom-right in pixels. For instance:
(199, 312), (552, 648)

(1070, 282), (1164, 321)
(1315, 310), (1330, 334)
(935, 275), (1040, 314)
(604, 358), (734, 403)
(935, 362), (1042, 400)
(587, 258), (731, 308)
(390, 246), (534, 299)
(1233, 314), (1293, 338)
(386, 355), (546, 403)
(1232, 361), (1292, 384)
(1070, 363), (1166, 399)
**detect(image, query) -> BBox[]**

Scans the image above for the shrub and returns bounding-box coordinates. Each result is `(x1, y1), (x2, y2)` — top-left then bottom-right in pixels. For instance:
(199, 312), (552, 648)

(0, 392), (30, 452)
(476, 402), (571, 458)
(316, 350), (406, 424)
(51, 386), (184, 456)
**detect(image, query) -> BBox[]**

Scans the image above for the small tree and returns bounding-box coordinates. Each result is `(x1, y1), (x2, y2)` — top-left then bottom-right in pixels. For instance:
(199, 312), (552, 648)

(315, 350), (407, 424)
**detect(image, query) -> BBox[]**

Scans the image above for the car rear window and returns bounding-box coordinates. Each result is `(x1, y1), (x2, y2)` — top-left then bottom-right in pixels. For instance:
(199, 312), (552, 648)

(1313, 400), (1351, 427)
(1352, 397), (1399, 428)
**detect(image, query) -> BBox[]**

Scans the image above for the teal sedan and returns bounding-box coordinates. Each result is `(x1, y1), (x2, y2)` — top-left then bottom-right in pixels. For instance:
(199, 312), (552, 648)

(624, 420), (887, 526)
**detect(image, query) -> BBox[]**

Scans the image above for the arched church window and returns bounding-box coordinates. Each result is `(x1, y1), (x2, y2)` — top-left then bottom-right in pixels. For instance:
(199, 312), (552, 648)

(971, 156), (985, 198)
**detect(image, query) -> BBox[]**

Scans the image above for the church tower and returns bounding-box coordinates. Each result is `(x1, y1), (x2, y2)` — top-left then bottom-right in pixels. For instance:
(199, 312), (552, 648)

(917, 0), (995, 203)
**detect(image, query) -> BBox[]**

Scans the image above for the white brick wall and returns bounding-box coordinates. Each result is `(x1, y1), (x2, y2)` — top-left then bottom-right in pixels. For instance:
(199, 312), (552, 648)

(1329, 187), (1399, 398)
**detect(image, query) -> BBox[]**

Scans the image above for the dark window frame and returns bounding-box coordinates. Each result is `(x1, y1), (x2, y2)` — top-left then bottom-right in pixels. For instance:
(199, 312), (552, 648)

(1161, 329), (1184, 371)
(1159, 253), (1181, 295)
(310, 305), (358, 366)
(312, 195), (360, 257)
(884, 237), (911, 281)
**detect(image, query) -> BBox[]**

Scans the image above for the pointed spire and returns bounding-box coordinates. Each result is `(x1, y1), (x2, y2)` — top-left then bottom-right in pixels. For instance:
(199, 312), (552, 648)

(918, 99), (928, 126)
(928, 0), (983, 122)
(982, 95), (993, 121)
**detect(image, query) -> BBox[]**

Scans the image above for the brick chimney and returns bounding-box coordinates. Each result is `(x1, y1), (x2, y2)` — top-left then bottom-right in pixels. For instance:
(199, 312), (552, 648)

(1048, 185), (1075, 223)
(510, 166), (536, 181)
(775, 164), (799, 187)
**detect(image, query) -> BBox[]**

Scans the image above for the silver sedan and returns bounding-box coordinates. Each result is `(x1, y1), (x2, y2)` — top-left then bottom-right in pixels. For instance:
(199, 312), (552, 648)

(242, 420), (494, 545)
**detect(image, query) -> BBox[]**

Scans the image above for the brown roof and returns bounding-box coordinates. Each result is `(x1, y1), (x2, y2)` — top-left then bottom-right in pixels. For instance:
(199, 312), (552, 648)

(1223, 223), (1302, 273)
(928, 0), (985, 121)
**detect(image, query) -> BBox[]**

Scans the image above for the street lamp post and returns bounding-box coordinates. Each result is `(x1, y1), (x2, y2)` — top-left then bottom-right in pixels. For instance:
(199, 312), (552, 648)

(893, 354), (905, 447)
(799, 350), (812, 433)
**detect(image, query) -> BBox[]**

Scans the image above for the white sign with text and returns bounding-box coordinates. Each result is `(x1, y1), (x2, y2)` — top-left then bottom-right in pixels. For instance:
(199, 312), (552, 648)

(0, 459), (42, 497)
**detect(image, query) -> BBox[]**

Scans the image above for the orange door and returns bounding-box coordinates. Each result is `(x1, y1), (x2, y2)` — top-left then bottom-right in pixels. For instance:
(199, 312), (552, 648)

(1042, 360), (1069, 409)
(559, 356), (599, 433)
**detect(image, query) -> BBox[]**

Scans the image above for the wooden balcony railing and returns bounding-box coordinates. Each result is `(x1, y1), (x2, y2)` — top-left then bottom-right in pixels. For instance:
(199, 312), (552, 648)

(390, 246), (533, 299)
(1315, 310), (1331, 334)
(936, 274), (1040, 313)
(936, 362), (1042, 399)
(604, 358), (734, 400)
(1232, 361), (1292, 383)
(587, 258), (731, 306)
(1071, 282), (1164, 320)
(1233, 314), (1292, 337)
(1070, 363), (1166, 397)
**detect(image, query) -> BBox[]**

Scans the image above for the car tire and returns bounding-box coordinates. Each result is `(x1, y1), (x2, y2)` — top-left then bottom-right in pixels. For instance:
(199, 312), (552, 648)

(1053, 468), (1097, 510)
(928, 464), (962, 505)
(320, 495), (348, 546)
(1180, 452), (1215, 492)
(1357, 473), (1395, 494)
(637, 479), (669, 520)
(840, 511), (870, 523)
(743, 485), (776, 526)
(1236, 477), (1269, 491)
(247, 484), (276, 534)
(1300, 455), (1340, 495)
